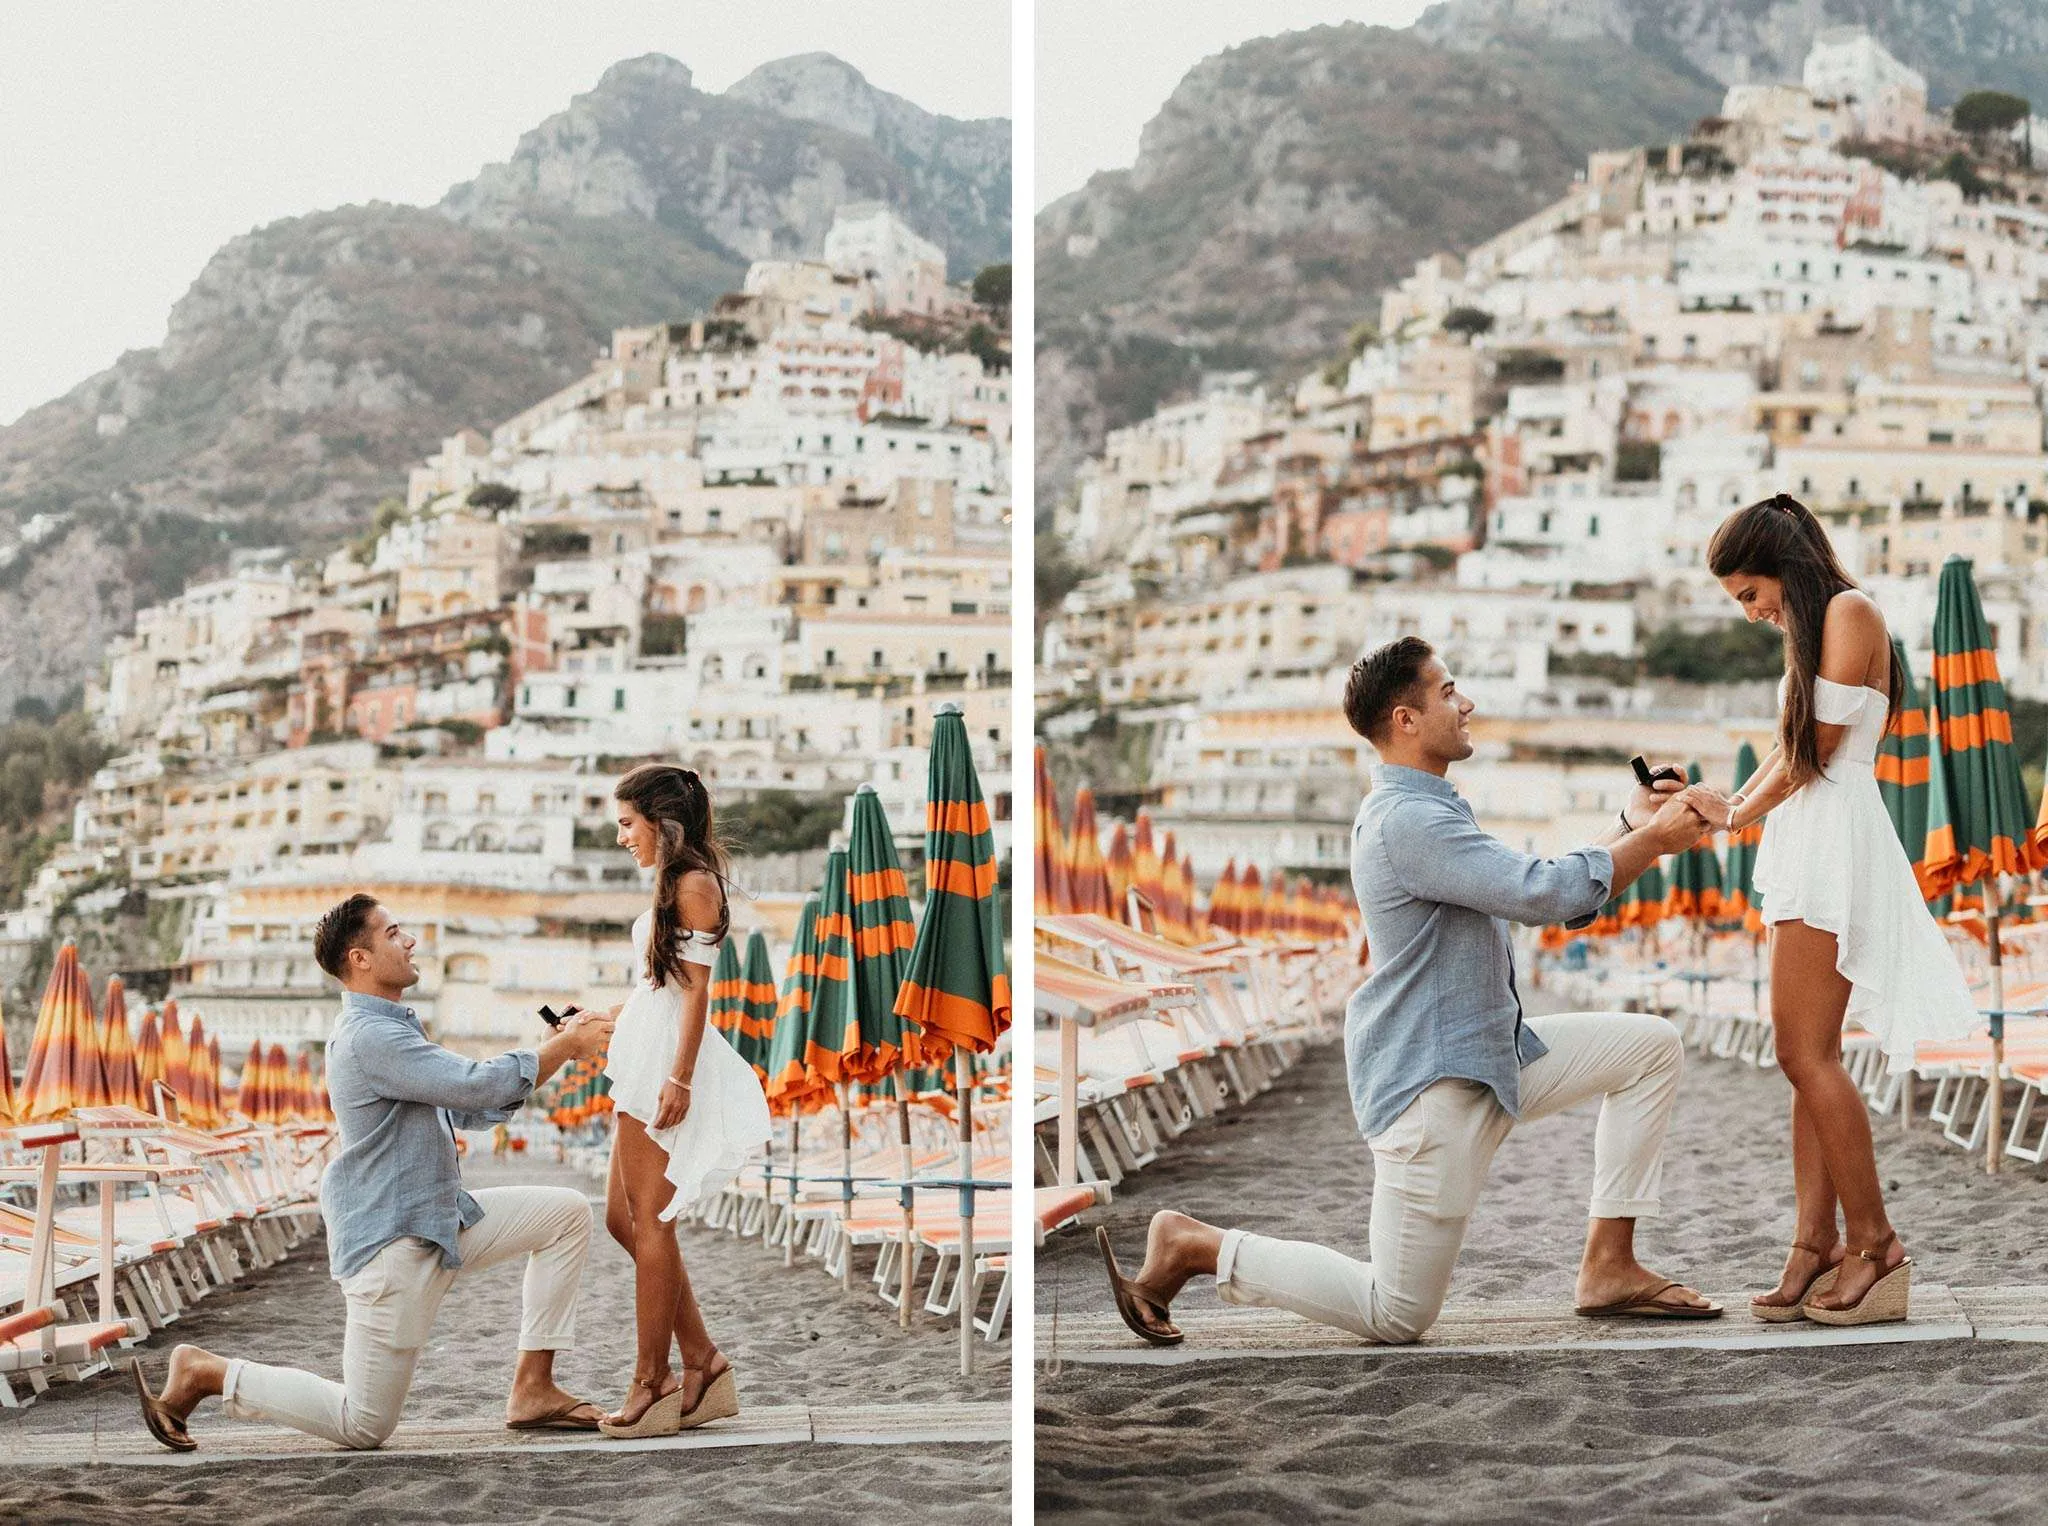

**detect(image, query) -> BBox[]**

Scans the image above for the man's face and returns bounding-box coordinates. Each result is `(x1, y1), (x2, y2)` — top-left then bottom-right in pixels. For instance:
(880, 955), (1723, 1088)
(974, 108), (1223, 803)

(351, 905), (420, 991)
(1389, 656), (1476, 765)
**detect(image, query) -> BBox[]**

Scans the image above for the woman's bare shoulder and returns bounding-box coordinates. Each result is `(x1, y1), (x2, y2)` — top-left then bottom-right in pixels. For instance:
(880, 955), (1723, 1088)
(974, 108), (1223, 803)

(673, 868), (725, 927)
(1822, 588), (1886, 642)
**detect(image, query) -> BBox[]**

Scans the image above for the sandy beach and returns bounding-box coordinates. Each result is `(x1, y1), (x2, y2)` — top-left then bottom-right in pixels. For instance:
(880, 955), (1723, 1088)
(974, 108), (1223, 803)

(1036, 996), (2048, 1523)
(0, 1150), (1007, 1526)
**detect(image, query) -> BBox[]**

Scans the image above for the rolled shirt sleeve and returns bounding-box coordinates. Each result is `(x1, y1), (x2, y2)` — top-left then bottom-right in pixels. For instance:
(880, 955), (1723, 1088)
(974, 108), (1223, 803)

(447, 1049), (540, 1130)
(1382, 798), (1614, 927)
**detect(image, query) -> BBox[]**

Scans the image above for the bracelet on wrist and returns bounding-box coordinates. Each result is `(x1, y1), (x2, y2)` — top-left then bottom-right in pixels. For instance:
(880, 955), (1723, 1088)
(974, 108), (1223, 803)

(1618, 808), (1634, 833)
(661, 1077), (693, 1092)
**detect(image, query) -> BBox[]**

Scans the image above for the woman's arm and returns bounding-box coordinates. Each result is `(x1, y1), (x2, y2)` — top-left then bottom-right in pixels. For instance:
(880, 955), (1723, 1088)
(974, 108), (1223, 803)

(653, 871), (724, 1129)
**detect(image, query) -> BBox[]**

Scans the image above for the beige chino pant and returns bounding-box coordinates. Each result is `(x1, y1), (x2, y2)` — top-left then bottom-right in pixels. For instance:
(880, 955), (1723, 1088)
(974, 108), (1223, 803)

(221, 1184), (593, 1449)
(1216, 1011), (1684, 1343)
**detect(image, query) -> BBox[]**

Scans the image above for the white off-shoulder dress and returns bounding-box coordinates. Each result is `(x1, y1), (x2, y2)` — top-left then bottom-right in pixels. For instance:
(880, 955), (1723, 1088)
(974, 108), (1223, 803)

(603, 909), (771, 1220)
(1752, 673), (1981, 1071)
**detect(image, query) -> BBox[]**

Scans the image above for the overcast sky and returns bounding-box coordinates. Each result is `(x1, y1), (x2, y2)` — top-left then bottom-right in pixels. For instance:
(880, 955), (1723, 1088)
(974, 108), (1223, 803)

(0, 1), (1011, 427)
(1036, 0), (1430, 210)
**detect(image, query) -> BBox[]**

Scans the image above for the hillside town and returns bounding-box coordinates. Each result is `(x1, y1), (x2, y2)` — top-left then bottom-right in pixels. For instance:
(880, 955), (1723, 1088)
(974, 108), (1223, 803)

(5, 202), (1013, 1056)
(1044, 28), (2048, 881)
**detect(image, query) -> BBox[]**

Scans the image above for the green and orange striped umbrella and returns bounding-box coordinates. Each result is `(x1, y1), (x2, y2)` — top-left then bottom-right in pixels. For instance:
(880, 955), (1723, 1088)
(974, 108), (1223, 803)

(802, 847), (863, 1090)
(765, 892), (827, 1112)
(737, 929), (779, 1081)
(1720, 740), (1765, 928)
(1622, 859), (1667, 931)
(1923, 556), (2039, 895)
(20, 943), (95, 1121)
(707, 938), (748, 1049)
(1105, 823), (1134, 925)
(1874, 636), (1937, 898)
(1066, 787), (1114, 917)
(840, 785), (921, 1080)
(1662, 763), (1724, 922)
(98, 977), (143, 1111)
(894, 705), (1011, 1059)
(1033, 747), (1074, 915)
(890, 703), (1011, 1370)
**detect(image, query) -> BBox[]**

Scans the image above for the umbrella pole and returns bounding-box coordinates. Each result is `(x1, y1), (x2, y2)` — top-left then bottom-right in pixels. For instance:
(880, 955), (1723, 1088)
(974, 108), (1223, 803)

(1986, 878), (2006, 1176)
(785, 1114), (800, 1268)
(1058, 1017), (1079, 1187)
(897, 1086), (915, 1332)
(956, 1044), (975, 1378)
(839, 1082), (854, 1293)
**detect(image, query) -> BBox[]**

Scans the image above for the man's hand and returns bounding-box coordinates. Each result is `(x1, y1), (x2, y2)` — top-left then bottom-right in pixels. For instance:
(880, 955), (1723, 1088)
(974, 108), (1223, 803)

(1625, 768), (1685, 829)
(562, 1010), (616, 1060)
(1650, 794), (1708, 854)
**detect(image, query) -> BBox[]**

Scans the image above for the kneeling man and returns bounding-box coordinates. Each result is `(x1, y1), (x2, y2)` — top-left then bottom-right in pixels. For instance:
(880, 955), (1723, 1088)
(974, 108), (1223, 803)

(1099, 637), (1722, 1344)
(136, 894), (616, 1449)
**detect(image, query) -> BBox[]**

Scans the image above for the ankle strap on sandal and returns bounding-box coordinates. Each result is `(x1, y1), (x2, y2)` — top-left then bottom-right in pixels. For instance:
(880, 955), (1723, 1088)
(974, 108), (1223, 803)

(1848, 1231), (1898, 1263)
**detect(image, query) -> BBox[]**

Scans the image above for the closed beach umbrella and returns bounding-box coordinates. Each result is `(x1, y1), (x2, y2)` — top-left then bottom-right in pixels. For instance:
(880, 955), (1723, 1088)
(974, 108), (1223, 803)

(1924, 556), (2037, 892)
(738, 929), (779, 1080)
(1623, 860), (1667, 931)
(1033, 748), (1073, 915)
(1874, 636), (1938, 898)
(21, 944), (94, 1121)
(1210, 861), (1241, 939)
(890, 703), (1011, 1373)
(1106, 824), (1135, 925)
(1066, 788), (1114, 917)
(765, 893), (825, 1111)
(707, 938), (748, 1046)
(134, 1009), (165, 1104)
(1132, 813), (1164, 927)
(803, 848), (862, 1091)
(0, 1013), (17, 1126)
(235, 1040), (267, 1122)
(98, 978), (143, 1112)
(1720, 741), (1765, 928)
(1663, 763), (1724, 924)
(1924, 556), (2035, 1169)
(160, 999), (192, 1111)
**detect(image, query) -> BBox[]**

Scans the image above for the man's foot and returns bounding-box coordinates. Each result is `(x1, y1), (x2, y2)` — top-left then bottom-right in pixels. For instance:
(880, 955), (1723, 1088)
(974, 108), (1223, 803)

(1574, 1259), (1718, 1317)
(1750, 1238), (1844, 1315)
(505, 1379), (606, 1431)
(154, 1343), (225, 1427)
(604, 1372), (682, 1429)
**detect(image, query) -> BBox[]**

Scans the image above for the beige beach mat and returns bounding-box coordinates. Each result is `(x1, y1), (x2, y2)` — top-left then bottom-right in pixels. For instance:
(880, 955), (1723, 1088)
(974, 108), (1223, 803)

(0, 1401), (1009, 1468)
(1043, 1284), (1974, 1364)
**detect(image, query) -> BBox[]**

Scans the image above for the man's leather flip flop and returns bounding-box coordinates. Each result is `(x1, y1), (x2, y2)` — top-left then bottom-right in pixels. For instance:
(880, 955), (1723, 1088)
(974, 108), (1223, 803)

(1096, 1225), (1184, 1345)
(133, 1360), (199, 1452)
(1575, 1279), (1724, 1320)
(506, 1399), (607, 1431)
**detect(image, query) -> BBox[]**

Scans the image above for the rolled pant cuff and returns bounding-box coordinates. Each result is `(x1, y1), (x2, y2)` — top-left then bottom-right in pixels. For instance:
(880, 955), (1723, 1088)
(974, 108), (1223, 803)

(516, 1335), (575, 1352)
(220, 1357), (248, 1412)
(1214, 1227), (1248, 1301)
(1588, 1196), (1660, 1220)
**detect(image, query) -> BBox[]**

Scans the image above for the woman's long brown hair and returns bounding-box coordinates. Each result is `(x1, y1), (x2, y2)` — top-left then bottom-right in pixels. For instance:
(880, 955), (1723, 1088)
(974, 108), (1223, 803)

(615, 763), (730, 991)
(1706, 492), (1900, 786)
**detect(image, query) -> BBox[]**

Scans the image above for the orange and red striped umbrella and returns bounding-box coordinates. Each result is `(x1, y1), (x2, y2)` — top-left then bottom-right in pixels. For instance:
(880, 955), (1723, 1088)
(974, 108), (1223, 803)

(1066, 788), (1115, 917)
(20, 943), (96, 1121)
(1132, 813), (1163, 926)
(0, 1010), (16, 1126)
(1239, 865), (1267, 941)
(1033, 747), (1074, 915)
(134, 1008), (165, 1104)
(98, 977), (144, 1111)
(1105, 823), (1135, 926)
(1209, 861), (1241, 938)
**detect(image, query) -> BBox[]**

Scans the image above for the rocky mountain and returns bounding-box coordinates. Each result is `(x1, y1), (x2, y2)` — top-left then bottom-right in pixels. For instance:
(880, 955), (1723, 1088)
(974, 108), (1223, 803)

(1415, 0), (2048, 107)
(0, 54), (1009, 713)
(1034, 23), (1719, 520)
(1035, 5), (2048, 524)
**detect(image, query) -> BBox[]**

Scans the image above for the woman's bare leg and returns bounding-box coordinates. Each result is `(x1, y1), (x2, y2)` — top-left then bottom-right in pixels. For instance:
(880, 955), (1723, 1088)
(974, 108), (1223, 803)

(605, 1126), (635, 1256)
(609, 1114), (723, 1425)
(1769, 920), (1906, 1309)
(1752, 1089), (1844, 1306)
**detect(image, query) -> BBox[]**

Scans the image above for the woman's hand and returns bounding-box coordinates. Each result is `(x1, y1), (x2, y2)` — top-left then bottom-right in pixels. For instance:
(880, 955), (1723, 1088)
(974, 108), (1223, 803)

(1678, 783), (1733, 830)
(653, 1076), (692, 1130)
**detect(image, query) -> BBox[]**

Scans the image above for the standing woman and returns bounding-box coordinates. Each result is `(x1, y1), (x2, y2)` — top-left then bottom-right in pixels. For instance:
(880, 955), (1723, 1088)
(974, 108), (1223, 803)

(1682, 494), (1978, 1325)
(599, 764), (771, 1436)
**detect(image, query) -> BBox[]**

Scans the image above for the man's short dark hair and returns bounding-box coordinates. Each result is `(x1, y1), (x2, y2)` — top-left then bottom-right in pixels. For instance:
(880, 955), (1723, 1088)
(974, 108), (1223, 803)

(314, 894), (381, 980)
(1343, 636), (1437, 744)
